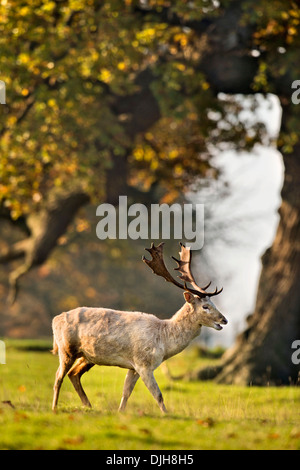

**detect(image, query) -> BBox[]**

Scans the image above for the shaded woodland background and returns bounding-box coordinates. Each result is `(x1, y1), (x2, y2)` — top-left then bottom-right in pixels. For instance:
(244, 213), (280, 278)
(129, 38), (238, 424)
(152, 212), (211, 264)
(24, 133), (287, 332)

(0, 0), (299, 385)
(0, 221), (188, 337)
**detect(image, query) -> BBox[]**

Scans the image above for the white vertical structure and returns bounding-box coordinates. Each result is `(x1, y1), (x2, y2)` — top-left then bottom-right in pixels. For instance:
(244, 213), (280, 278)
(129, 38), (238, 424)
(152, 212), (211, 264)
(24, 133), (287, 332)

(0, 80), (6, 104)
(0, 340), (6, 364)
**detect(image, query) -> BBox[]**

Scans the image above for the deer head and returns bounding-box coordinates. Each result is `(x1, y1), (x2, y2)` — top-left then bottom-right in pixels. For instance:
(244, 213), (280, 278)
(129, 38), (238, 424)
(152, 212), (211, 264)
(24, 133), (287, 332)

(143, 242), (228, 331)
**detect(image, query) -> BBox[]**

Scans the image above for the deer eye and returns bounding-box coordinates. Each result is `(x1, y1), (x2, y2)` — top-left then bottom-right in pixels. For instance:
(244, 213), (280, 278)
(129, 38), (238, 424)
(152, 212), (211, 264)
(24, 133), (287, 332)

(202, 304), (210, 310)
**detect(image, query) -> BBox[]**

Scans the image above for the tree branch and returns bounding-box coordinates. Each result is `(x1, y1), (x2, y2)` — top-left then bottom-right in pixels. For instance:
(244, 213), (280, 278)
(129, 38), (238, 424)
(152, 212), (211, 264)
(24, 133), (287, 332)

(1, 190), (90, 304)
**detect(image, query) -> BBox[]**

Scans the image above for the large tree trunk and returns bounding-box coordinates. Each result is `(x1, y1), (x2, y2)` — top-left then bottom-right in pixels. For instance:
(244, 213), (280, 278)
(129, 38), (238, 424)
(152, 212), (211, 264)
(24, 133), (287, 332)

(198, 105), (300, 385)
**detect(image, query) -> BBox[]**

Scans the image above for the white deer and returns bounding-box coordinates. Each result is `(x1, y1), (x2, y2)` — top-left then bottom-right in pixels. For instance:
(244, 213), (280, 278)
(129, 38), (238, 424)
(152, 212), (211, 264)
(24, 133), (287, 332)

(52, 243), (227, 412)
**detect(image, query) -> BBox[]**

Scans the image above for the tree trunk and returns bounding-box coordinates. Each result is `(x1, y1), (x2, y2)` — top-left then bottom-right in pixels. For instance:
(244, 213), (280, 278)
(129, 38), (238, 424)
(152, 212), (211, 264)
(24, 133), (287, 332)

(198, 105), (300, 385)
(1, 190), (90, 304)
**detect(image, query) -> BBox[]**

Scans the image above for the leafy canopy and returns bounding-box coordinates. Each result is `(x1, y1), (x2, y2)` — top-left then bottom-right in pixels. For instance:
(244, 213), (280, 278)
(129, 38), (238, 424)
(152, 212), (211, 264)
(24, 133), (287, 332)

(1, 0), (298, 219)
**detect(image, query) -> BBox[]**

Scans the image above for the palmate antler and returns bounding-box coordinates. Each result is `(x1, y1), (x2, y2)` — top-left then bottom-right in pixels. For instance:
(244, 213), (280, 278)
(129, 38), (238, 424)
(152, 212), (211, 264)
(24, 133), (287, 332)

(142, 242), (223, 299)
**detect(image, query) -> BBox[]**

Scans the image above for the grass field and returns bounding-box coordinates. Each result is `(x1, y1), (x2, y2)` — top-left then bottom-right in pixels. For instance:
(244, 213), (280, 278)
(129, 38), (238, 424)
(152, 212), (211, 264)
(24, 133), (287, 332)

(0, 339), (299, 450)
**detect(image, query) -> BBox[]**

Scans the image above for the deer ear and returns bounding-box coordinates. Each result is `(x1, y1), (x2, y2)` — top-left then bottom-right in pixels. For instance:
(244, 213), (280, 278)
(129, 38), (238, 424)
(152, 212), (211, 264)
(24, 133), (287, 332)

(183, 291), (194, 304)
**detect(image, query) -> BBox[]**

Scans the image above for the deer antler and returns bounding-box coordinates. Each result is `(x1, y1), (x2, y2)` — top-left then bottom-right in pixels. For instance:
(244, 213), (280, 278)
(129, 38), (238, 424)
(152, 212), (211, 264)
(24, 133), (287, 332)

(172, 243), (222, 297)
(142, 242), (223, 298)
(172, 242), (208, 292)
(142, 242), (181, 287)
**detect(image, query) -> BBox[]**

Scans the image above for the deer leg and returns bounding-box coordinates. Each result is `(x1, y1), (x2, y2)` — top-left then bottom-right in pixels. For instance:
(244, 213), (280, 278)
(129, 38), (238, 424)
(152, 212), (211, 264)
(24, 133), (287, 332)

(118, 369), (139, 412)
(52, 354), (75, 411)
(136, 367), (167, 414)
(68, 357), (94, 407)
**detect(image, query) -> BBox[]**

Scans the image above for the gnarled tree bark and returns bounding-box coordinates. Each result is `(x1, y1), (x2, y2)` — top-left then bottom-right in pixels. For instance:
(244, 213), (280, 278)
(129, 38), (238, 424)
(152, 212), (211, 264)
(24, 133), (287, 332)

(1, 190), (90, 304)
(197, 104), (300, 385)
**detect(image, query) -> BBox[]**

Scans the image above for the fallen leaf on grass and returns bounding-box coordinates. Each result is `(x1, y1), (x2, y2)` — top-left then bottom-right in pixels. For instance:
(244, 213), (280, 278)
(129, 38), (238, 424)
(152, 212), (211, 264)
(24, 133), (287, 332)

(63, 436), (85, 446)
(14, 411), (29, 422)
(139, 428), (152, 436)
(118, 425), (129, 431)
(290, 429), (300, 439)
(196, 417), (215, 428)
(259, 418), (270, 425)
(268, 433), (280, 440)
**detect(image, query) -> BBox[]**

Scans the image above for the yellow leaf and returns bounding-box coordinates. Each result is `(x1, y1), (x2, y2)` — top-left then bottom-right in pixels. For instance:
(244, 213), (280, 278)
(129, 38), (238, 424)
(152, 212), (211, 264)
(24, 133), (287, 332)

(133, 146), (144, 161)
(174, 164), (183, 176)
(201, 81), (210, 90)
(99, 68), (112, 83)
(169, 149), (179, 159)
(19, 6), (30, 16)
(47, 98), (56, 107)
(150, 159), (158, 170)
(7, 116), (17, 126)
(0, 185), (8, 195)
(117, 62), (126, 71)
(160, 189), (179, 204)
(288, 26), (297, 36)
(175, 63), (186, 72)
(281, 12), (289, 20)
(18, 53), (30, 64)
(289, 9), (300, 19)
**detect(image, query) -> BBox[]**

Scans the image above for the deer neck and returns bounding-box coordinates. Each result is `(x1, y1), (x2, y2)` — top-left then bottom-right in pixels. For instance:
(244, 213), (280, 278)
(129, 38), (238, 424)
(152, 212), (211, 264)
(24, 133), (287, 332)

(162, 303), (202, 360)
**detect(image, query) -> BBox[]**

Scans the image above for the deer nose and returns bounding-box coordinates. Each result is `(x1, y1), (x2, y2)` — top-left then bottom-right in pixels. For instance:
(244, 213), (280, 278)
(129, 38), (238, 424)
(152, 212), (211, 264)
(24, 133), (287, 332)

(221, 316), (228, 325)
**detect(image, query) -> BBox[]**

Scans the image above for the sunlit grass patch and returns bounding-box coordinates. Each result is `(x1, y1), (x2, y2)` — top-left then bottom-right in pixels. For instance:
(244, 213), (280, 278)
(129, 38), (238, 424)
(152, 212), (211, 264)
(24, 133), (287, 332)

(0, 339), (299, 450)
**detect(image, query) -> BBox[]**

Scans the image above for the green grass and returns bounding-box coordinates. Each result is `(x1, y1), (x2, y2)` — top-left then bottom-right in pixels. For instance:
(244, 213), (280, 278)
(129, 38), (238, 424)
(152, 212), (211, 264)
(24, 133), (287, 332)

(0, 339), (299, 450)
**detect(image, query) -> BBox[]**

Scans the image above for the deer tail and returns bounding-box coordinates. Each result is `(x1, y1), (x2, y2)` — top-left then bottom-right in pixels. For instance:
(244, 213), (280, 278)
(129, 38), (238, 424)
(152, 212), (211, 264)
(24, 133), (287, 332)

(52, 336), (58, 355)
